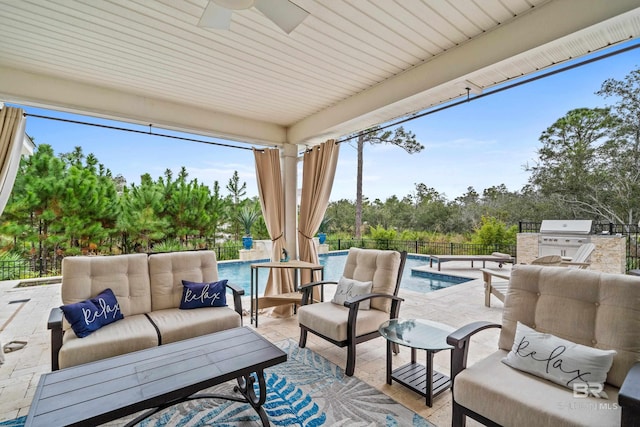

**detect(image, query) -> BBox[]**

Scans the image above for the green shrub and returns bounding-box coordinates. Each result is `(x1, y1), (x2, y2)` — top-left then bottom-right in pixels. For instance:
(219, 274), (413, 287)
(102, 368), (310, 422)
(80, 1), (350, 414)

(471, 216), (517, 246)
(152, 240), (183, 253)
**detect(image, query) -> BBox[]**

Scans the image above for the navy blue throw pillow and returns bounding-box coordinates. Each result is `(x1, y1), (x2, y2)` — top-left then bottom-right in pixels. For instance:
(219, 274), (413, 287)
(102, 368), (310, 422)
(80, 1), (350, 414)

(60, 288), (124, 338)
(180, 280), (227, 309)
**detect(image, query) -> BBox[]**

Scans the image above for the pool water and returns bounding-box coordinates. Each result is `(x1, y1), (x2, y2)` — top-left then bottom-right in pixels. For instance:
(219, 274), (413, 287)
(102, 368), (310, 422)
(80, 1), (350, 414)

(218, 252), (472, 296)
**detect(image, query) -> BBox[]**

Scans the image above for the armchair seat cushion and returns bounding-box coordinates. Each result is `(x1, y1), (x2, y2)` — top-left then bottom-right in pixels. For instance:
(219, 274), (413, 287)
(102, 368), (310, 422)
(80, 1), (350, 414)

(454, 350), (621, 427)
(298, 302), (390, 342)
(146, 307), (241, 345)
(59, 314), (158, 369)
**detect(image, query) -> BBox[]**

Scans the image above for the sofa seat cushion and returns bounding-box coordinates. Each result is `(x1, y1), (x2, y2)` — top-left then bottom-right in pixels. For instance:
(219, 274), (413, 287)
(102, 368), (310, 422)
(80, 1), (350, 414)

(298, 302), (390, 342)
(146, 307), (241, 345)
(454, 350), (620, 427)
(59, 314), (158, 369)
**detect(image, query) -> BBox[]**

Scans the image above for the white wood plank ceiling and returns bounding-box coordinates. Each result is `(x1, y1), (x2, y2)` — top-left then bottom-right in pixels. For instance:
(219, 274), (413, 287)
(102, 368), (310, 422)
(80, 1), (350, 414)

(0, 0), (639, 147)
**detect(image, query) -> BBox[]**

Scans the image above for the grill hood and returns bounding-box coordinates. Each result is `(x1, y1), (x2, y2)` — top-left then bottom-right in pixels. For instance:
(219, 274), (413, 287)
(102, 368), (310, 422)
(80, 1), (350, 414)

(539, 220), (593, 235)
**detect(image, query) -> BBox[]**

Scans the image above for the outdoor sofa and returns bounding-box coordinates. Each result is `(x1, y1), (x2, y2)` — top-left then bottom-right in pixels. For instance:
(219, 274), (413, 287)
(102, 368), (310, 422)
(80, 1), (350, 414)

(48, 250), (243, 370)
(447, 264), (640, 426)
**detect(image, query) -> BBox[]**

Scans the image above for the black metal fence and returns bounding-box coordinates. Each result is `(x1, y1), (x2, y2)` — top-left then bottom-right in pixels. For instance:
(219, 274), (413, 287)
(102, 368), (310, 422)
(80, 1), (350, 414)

(327, 239), (516, 257)
(0, 256), (63, 281)
(6, 226), (640, 280)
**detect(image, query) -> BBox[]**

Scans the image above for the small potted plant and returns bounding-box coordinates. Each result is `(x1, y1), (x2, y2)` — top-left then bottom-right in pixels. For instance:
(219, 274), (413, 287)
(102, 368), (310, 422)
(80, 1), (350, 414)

(238, 206), (260, 250)
(318, 216), (332, 244)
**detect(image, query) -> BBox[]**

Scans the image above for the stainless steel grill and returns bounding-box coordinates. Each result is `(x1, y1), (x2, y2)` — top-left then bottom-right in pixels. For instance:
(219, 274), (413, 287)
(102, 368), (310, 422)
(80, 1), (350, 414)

(538, 220), (592, 258)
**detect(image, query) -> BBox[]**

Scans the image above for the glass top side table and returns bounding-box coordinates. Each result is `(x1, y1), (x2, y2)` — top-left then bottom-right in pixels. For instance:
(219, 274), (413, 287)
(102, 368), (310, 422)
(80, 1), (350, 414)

(379, 318), (455, 407)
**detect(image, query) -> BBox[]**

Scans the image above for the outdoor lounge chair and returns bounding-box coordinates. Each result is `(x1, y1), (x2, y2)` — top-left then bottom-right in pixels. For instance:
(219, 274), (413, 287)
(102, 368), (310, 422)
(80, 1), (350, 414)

(448, 265), (640, 426)
(297, 248), (407, 376)
(560, 242), (596, 268)
(482, 243), (596, 307)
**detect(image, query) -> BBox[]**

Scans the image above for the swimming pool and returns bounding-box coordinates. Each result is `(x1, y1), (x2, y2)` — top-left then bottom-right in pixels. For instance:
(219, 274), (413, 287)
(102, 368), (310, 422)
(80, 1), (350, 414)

(218, 252), (472, 295)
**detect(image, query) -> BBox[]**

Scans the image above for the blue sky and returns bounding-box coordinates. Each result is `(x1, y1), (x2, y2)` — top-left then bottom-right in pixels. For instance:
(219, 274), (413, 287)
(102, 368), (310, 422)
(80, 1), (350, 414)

(19, 41), (640, 203)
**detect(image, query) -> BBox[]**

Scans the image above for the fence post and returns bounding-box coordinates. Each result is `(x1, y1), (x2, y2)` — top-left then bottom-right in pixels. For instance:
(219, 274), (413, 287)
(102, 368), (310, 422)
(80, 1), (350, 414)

(450, 242), (454, 255)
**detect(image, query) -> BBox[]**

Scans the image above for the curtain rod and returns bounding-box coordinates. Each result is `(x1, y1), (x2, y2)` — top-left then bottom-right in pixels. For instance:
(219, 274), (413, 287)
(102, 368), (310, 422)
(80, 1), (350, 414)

(23, 113), (262, 152)
(336, 40), (640, 144)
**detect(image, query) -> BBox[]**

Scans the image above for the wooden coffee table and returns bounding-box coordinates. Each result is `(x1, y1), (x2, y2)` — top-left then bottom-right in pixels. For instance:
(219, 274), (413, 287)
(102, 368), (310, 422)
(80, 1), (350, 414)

(25, 327), (286, 427)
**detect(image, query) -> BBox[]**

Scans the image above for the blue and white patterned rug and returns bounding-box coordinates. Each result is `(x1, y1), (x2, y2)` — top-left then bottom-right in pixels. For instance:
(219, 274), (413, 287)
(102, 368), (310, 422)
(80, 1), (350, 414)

(2, 339), (436, 426)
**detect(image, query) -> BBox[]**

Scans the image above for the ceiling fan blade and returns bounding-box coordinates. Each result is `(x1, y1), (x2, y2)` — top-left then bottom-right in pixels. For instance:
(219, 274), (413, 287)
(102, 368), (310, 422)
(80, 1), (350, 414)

(198, 2), (233, 29)
(254, 0), (309, 34)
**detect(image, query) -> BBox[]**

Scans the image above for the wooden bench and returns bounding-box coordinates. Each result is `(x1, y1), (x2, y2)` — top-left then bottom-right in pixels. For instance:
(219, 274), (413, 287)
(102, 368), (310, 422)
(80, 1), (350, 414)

(429, 254), (514, 271)
(26, 327), (286, 427)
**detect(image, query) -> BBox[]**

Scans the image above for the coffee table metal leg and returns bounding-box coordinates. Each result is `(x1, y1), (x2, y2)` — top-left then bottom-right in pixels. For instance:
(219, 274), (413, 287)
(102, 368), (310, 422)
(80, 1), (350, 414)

(122, 370), (271, 427)
(235, 370), (270, 426)
(426, 350), (434, 406)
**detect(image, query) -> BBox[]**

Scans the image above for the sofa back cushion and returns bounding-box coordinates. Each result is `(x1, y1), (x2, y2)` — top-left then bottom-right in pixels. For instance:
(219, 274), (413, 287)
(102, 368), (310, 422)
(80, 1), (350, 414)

(499, 265), (640, 388)
(61, 253), (151, 320)
(149, 250), (220, 311)
(341, 248), (401, 312)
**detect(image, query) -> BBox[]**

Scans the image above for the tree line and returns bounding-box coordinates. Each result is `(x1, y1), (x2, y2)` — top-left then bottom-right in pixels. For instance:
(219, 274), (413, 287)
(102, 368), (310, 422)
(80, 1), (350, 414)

(327, 68), (640, 240)
(1, 68), (638, 261)
(0, 145), (268, 262)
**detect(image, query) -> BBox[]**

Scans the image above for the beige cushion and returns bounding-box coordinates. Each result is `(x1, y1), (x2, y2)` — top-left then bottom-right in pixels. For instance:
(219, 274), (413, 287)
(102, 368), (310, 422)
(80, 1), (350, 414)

(499, 265), (640, 388)
(342, 248), (401, 312)
(149, 251), (220, 311)
(455, 350), (620, 427)
(298, 302), (390, 342)
(59, 314), (158, 369)
(61, 253), (151, 320)
(147, 307), (241, 345)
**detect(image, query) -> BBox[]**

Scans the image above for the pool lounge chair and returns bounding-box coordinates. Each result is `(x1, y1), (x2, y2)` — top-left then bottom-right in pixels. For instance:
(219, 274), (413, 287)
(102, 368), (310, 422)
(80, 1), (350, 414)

(429, 252), (514, 271)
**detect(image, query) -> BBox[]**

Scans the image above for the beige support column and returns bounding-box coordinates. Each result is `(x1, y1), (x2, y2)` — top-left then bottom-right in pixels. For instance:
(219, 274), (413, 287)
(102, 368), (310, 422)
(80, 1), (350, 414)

(281, 144), (298, 260)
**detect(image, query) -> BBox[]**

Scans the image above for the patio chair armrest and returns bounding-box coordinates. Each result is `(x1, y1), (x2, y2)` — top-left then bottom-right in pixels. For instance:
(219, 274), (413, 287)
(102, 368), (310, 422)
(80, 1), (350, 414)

(620, 362), (640, 426)
(560, 261), (591, 267)
(48, 307), (64, 371)
(480, 268), (510, 281)
(344, 294), (405, 339)
(447, 321), (501, 380)
(299, 281), (338, 305)
(299, 280), (337, 290)
(344, 293), (403, 306)
(225, 282), (244, 321)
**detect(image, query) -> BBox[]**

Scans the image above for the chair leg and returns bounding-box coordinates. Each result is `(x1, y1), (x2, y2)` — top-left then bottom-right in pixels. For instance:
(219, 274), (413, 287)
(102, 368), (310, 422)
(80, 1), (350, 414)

(299, 328), (307, 348)
(451, 400), (466, 427)
(346, 341), (356, 376)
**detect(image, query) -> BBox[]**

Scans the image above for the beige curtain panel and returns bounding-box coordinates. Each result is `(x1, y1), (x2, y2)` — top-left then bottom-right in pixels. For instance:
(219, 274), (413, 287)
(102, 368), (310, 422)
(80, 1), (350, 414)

(0, 106), (26, 366)
(0, 106), (26, 216)
(253, 148), (295, 317)
(298, 139), (340, 285)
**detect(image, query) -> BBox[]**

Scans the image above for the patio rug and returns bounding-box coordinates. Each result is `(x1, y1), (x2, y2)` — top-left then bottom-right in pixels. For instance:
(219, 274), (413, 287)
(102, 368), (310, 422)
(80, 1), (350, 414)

(1, 339), (436, 427)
